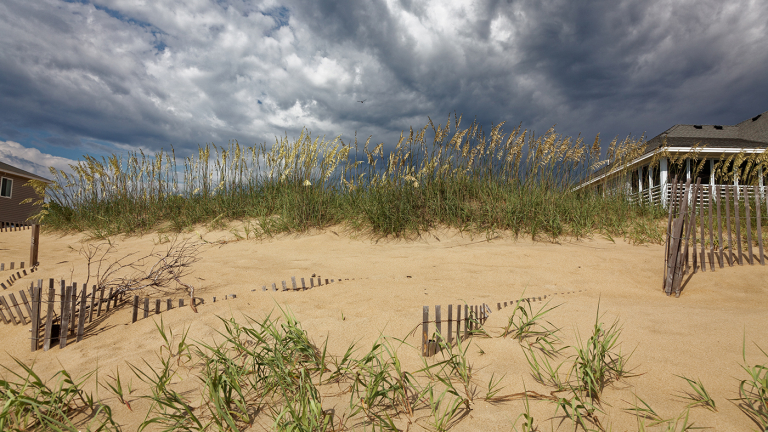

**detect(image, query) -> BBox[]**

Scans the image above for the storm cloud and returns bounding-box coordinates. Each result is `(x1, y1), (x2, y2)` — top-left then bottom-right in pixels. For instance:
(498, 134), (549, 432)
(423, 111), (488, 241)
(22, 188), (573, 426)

(1, 0), (767, 177)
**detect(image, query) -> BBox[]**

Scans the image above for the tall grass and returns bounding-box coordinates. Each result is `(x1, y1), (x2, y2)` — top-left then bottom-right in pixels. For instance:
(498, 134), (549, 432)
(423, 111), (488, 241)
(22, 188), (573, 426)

(27, 114), (671, 241)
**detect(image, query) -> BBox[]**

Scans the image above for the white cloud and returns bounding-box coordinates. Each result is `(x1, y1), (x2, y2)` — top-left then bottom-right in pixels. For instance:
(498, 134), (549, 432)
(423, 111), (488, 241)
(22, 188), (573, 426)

(0, 141), (78, 179)
(0, 0), (765, 162)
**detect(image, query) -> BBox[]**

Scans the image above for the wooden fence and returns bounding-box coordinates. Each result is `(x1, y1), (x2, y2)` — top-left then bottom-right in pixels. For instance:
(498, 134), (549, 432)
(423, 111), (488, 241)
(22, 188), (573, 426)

(0, 279), (127, 351)
(664, 177), (767, 297)
(0, 221), (34, 232)
(421, 304), (491, 357)
(1, 262), (40, 289)
(128, 276), (352, 324)
(259, 276), (350, 292)
(0, 224), (41, 291)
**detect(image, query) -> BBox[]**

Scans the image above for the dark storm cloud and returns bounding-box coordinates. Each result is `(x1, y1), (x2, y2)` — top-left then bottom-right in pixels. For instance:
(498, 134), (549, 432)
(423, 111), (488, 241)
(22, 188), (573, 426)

(0, 0), (766, 169)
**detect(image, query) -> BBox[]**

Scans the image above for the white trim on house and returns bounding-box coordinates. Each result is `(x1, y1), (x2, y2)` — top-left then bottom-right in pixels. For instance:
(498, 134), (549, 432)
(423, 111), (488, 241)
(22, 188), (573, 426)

(574, 146), (767, 191)
(0, 176), (12, 198)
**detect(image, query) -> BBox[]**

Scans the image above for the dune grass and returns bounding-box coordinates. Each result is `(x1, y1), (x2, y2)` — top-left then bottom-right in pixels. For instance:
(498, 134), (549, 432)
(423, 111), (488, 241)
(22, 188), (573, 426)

(24, 114), (673, 243)
(2, 307), (767, 431)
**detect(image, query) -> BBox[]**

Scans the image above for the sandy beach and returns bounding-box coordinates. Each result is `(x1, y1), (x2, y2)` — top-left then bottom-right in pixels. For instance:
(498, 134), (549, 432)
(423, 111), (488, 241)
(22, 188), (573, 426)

(1, 224), (767, 431)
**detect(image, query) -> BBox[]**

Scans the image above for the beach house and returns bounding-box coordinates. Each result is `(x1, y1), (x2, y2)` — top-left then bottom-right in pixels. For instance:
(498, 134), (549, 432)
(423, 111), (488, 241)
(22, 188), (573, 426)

(0, 161), (51, 225)
(575, 110), (768, 207)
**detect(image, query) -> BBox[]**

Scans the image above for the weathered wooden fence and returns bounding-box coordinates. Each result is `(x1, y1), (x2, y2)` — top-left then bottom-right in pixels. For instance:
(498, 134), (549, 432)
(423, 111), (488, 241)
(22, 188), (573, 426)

(259, 276), (350, 292)
(421, 304), (491, 357)
(1, 261), (40, 289)
(128, 276), (353, 324)
(664, 177), (767, 297)
(0, 221), (34, 232)
(0, 223), (41, 290)
(131, 295), (213, 323)
(2, 279), (127, 351)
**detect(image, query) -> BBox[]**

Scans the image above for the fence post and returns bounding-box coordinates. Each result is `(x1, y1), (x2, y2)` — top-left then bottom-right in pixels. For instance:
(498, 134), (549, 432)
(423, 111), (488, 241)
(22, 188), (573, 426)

(132, 296), (139, 323)
(43, 280), (55, 351)
(422, 306), (429, 357)
(76, 285), (88, 342)
(30, 280), (41, 351)
(29, 224), (40, 267)
(60, 286), (72, 349)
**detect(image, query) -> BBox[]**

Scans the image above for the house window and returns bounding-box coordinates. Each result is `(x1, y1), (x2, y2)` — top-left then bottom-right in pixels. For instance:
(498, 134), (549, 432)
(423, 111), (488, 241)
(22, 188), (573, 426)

(0, 177), (11, 198)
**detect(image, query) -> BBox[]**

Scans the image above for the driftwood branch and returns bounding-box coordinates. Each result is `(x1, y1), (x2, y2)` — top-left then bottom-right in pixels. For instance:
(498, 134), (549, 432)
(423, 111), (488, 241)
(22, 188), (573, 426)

(80, 237), (204, 311)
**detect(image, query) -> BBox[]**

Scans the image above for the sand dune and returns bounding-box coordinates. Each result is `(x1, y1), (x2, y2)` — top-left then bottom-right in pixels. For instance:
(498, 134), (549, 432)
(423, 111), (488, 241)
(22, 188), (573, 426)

(1, 224), (767, 431)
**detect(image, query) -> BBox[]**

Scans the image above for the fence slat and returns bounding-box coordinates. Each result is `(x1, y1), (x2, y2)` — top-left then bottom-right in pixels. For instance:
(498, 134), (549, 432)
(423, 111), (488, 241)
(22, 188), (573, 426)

(76, 285), (88, 342)
(97, 286), (105, 317)
(155, 299), (161, 314)
(143, 297), (149, 319)
(708, 185), (716, 271)
(60, 286), (72, 349)
(447, 304), (453, 345)
(716, 186), (725, 267)
(291, 276), (297, 290)
(105, 287), (113, 313)
(435, 305), (442, 345)
(132, 296), (139, 323)
(734, 186), (743, 265)
(69, 283), (78, 335)
(699, 185), (706, 272)
(89, 285), (96, 323)
(691, 182), (698, 273)
(43, 282), (55, 351)
(30, 281), (41, 351)
(0, 300), (9, 324)
(422, 306), (429, 357)
(744, 186), (754, 265)
(19, 288), (33, 317)
(464, 304), (470, 336)
(726, 186), (734, 266)
(0, 295), (16, 325)
(9, 293), (26, 325)
(455, 304), (461, 342)
(664, 178), (679, 286)
(167, 298), (172, 311)
(756, 188), (765, 265)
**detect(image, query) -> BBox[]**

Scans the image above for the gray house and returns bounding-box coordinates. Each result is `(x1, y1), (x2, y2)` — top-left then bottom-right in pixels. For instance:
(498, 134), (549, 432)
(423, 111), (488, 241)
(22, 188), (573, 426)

(0, 161), (51, 225)
(576, 110), (768, 206)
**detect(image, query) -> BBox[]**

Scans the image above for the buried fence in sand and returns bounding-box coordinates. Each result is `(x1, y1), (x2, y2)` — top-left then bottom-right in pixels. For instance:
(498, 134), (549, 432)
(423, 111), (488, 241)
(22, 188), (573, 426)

(0, 222), (41, 290)
(421, 304), (492, 357)
(128, 275), (350, 324)
(664, 177), (767, 297)
(0, 275), (352, 352)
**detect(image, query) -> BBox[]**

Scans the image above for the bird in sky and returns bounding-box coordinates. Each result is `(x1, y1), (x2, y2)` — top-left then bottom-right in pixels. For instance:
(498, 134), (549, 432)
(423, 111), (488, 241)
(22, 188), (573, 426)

(357, 99), (366, 103)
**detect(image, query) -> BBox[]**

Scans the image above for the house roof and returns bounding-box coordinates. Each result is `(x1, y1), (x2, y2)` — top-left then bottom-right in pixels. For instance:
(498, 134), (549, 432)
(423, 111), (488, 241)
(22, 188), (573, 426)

(578, 110), (768, 188)
(0, 161), (52, 183)
(641, 109), (768, 155)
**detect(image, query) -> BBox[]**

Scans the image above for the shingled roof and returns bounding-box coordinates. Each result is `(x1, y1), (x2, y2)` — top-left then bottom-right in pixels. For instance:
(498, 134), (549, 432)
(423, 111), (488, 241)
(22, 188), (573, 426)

(580, 110), (768, 186)
(642, 110), (768, 154)
(0, 161), (52, 183)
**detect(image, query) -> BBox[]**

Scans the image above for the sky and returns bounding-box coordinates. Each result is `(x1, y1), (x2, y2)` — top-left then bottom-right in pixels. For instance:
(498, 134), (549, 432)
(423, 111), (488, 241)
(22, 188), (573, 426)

(1, 0), (767, 180)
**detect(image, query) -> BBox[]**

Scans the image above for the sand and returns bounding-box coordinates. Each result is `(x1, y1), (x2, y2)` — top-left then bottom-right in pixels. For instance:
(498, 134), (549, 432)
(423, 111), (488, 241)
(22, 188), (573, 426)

(1, 223), (767, 431)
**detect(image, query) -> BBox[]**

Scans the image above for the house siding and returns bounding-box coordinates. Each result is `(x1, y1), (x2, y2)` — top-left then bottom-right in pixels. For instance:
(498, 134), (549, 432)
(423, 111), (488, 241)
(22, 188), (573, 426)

(0, 173), (41, 224)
